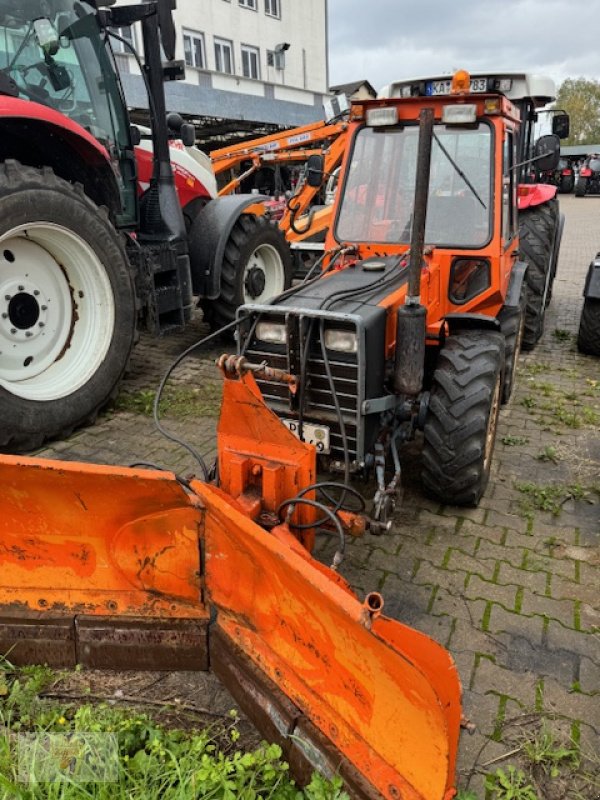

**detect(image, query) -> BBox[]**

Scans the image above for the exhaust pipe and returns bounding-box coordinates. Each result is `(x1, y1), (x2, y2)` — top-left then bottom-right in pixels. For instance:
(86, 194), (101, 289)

(394, 108), (434, 396)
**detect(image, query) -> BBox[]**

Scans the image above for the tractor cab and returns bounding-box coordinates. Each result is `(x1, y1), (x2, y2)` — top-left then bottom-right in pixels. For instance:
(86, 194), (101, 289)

(0, 0), (137, 223)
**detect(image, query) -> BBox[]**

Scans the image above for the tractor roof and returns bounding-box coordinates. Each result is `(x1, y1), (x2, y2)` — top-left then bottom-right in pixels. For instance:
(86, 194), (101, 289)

(379, 72), (557, 108)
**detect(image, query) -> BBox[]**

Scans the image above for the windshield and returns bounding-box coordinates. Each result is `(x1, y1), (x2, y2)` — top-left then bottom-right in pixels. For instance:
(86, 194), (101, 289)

(336, 123), (493, 248)
(0, 0), (135, 221)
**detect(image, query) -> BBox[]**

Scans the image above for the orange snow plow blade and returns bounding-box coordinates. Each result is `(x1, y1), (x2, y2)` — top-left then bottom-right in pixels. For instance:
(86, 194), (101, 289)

(0, 370), (462, 799)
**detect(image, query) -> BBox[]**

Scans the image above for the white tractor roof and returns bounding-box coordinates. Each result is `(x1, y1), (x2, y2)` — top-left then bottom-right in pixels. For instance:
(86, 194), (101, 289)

(379, 72), (557, 108)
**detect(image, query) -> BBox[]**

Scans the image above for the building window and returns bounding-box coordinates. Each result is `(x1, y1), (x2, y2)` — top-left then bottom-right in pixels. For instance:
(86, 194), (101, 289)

(239, 0), (257, 9)
(265, 0), (280, 17)
(241, 45), (260, 79)
(110, 25), (136, 54)
(183, 30), (205, 68)
(214, 38), (234, 74)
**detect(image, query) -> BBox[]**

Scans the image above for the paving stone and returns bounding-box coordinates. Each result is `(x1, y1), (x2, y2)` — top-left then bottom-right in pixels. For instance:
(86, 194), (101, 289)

(448, 619), (503, 660)
(579, 657), (600, 695)
(546, 621), (600, 665)
(550, 574), (598, 607)
(542, 677), (600, 732)
(476, 539), (525, 569)
(520, 590), (577, 628)
(486, 605), (545, 646)
(445, 549), (497, 581)
(464, 574), (518, 611)
(414, 560), (468, 594)
(496, 562), (549, 595)
(460, 518), (505, 545)
(580, 602), (600, 632)
(471, 657), (539, 708)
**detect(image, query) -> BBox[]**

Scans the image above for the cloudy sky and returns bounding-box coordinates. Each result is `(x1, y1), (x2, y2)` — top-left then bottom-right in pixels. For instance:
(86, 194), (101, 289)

(327, 0), (596, 93)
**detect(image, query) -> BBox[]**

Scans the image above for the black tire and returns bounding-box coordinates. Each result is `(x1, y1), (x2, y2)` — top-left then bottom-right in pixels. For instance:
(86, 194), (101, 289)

(0, 161), (136, 452)
(558, 176), (574, 194)
(575, 178), (587, 197)
(577, 298), (600, 356)
(498, 288), (526, 404)
(422, 332), (504, 506)
(519, 200), (558, 349)
(200, 214), (292, 331)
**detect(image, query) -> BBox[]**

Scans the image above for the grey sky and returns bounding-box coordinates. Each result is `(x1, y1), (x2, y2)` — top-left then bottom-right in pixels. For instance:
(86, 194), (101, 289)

(328, 0), (596, 93)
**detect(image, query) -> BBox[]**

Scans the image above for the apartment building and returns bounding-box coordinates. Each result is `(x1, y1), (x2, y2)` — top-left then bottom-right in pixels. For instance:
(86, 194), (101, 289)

(113, 0), (330, 142)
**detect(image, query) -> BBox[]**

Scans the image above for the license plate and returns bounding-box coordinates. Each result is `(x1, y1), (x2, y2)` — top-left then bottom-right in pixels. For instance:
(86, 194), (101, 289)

(282, 419), (330, 454)
(426, 77), (488, 96)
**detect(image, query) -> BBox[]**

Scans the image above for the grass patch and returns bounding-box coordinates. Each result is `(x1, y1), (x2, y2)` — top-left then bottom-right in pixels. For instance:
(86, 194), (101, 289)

(514, 482), (589, 517)
(0, 659), (347, 799)
(114, 384), (222, 419)
(485, 766), (538, 800)
(535, 446), (560, 464)
(502, 435), (529, 447)
(552, 329), (572, 342)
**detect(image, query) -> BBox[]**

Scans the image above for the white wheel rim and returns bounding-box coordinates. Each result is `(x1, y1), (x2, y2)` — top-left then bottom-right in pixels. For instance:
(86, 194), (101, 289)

(242, 242), (286, 303)
(0, 224), (115, 402)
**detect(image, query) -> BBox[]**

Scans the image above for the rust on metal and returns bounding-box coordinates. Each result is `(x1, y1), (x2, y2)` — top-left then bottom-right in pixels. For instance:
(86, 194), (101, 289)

(217, 353), (298, 393)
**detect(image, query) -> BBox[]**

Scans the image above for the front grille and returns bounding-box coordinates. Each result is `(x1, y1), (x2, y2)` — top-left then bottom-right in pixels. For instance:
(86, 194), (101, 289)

(242, 312), (362, 463)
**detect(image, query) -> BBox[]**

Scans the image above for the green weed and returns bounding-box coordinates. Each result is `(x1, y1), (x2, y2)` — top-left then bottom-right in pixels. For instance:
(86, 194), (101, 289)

(0, 661), (348, 799)
(535, 446), (559, 464)
(552, 329), (572, 342)
(485, 766), (538, 800)
(521, 725), (580, 777)
(501, 435), (529, 446)
(515, 482), (588, 517)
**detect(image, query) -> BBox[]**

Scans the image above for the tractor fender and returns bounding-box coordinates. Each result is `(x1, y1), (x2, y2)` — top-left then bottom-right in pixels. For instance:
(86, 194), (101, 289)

(583, 255), (600, 299)
(0, 97), (122, 216)
(504, 260), (528, 307)
(517, 182), (557, 210)
(445, 313), (501, 334)
(188, 194), (268, 297)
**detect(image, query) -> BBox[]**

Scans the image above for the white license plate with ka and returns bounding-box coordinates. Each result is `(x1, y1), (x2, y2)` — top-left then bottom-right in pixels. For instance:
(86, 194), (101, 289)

(283, 419), (330, 454)
(427, 77), (488, 96)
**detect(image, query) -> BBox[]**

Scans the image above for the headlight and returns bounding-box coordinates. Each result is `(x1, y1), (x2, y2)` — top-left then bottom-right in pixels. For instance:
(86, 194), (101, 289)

(324, 329), (358, 353)
(366, 106), (398, 127)
(256, 322), (287, 345)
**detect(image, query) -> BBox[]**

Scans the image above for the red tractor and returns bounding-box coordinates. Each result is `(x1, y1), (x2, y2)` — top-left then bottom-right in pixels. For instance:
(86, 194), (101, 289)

(0, 0), (291, 451)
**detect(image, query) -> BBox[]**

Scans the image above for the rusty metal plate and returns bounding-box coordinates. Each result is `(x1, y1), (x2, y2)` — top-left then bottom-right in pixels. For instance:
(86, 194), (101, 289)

(76, 616), (209, 671)
(0, 614), (76, 667)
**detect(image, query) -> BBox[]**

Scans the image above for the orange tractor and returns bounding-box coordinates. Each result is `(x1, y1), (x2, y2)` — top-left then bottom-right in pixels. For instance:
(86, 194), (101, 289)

(236, 71), (568, 518)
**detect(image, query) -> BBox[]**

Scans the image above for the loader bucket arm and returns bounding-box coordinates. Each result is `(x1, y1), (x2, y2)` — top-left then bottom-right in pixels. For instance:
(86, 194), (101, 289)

(0, 372), (461, 800)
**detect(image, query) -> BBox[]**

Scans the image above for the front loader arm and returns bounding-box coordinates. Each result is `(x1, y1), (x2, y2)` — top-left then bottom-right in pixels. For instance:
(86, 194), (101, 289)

(0, 369), (461, 800)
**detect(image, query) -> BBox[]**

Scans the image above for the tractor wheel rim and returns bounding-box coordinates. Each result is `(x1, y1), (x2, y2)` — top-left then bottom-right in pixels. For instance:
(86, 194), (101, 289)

(484, 375), (502, 471)
(242, 243), (285, 303)
(0, 224), (115, 402)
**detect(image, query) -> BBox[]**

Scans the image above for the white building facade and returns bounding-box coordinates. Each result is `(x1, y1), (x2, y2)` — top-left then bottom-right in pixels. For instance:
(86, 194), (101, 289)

(114, 0), (330, 132)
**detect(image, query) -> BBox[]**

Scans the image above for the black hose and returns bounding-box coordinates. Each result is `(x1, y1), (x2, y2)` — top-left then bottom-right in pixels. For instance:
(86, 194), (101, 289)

(277, 496), (345, 569)
(152, 316), (243, 481)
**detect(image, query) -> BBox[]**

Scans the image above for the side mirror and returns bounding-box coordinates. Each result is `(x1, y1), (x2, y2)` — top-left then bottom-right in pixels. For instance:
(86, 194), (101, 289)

(552, 113), (570, 140)
(180, 123), (196, 147)
(130, 125), (142, 146)
(305, 154), (324, 188)
(534, 134), (560, 172)
(33, 18), (60, 56)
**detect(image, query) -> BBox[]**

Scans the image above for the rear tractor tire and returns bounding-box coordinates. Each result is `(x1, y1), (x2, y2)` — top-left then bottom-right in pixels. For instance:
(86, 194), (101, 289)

(575, 178), (587, 197)
(577, 297), (600, 356)
(498, 289), (526, 404)
(0, 161), (136, 452)
(422, 332), (504, 506)
(519, 200), (559, 350)
(200, 214), (292, 331)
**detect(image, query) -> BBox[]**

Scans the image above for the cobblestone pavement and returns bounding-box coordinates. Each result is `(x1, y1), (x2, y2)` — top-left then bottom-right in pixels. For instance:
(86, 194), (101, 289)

(36, 195), (599, 796)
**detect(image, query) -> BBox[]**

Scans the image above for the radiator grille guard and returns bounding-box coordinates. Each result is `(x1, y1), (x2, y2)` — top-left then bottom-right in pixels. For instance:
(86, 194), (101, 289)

(238, 305), (368, 467)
